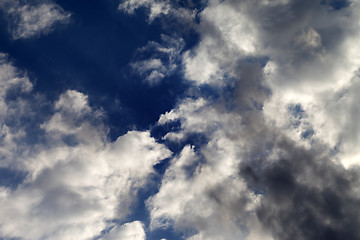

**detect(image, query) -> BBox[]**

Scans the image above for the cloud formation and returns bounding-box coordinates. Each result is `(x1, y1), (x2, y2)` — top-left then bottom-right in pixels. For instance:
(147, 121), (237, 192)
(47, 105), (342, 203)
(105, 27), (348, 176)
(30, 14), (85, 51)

(130, 0), (360, 239)
(2, 0), (360, 239)
(0, 55), (171, 239)
(0, 0), (70, 39)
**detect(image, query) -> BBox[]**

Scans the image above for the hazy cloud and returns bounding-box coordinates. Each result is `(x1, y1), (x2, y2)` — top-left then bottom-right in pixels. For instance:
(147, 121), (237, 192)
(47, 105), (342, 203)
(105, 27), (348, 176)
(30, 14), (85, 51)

(0, 0), (71, 40)
(131, 35), (184, 85)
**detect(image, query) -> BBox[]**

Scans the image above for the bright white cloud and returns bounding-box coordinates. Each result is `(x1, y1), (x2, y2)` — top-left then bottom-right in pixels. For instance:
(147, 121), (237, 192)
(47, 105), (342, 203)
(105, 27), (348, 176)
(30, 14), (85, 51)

(101, 221), (146, 240)
(0, 57), (171, 239)
(150, 97), (274, 239)
(0, 0), (71, 40)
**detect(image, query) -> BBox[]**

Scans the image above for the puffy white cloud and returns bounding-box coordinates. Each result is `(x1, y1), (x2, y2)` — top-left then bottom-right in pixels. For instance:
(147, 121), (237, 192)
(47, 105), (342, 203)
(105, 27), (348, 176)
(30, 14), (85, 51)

(0, 0), (71, 40)
(180, 0), (360, 168)
(150, 95), (275, 239)
(0, 57), (171, 239)
(182, 0), (259, 85)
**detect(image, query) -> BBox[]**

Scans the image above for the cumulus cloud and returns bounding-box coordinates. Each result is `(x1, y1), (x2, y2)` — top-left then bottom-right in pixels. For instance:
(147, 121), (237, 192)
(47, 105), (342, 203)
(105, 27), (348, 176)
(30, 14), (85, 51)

(143, 0), (360, 239)
(0, 0), (71, 40)
(0, 55), (171, 239)
(149, 61), (275, 239)
(2, 0), (360, 239)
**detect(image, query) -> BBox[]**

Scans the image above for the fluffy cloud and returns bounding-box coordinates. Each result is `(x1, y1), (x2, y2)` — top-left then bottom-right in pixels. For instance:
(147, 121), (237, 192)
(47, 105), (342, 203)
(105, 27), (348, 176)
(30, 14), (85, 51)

(0, 56), (171, 239)
(150, 68), (360, 240)
(2, 0), (360, 239)
(0, 0), (70, 40)
(179, 0), (360, 167)
(143, 1), (360, 239)
(150, 76), (274, 239)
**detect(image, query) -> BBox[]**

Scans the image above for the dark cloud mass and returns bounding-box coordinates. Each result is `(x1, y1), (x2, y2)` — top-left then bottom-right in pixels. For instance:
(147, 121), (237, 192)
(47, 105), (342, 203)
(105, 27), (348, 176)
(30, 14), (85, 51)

(1, 0), (360, 239)
(241, 139), (360, 240)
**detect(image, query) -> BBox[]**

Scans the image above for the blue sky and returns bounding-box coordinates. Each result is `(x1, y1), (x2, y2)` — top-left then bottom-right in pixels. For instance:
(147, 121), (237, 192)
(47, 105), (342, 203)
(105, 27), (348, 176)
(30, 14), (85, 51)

(1, 0), (360, 240)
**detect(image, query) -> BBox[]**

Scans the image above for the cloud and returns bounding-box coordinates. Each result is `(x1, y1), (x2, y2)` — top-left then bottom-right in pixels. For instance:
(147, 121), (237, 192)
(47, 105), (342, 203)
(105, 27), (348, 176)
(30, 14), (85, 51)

(118, 0), (196, 23)
(101, 221), (146, 240)
(2, 0), (360, 239)
(241, 139), (360, 240)
(0, 53), (33, 169)
(0, 0), (71, 40)
(0, 56), (171, 239)
(178, 0), (360, 166)
(144, 1), (360, 239)
(130, 35), (184, 85)
(119, 0), (171, 22)
(149, 72), (273, 239)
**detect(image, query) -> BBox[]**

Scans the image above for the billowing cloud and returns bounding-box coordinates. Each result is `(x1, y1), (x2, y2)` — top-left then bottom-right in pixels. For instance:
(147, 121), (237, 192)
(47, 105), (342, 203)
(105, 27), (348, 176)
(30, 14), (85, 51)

(2, 0), (360, 239)
(149, 63), (274, 239)
(0, 55), (171, 239)
(138, 0), (360, 239)
(0, 0), (71, 40)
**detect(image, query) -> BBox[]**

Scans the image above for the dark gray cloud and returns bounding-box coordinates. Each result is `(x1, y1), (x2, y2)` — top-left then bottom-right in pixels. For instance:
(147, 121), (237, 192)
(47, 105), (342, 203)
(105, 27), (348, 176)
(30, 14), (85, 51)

(241, 139), (360, 240)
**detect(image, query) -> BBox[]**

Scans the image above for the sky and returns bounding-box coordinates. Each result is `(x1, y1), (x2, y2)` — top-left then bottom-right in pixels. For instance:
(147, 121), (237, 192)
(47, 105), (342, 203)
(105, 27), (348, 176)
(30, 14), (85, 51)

(1, 0), (360, 239)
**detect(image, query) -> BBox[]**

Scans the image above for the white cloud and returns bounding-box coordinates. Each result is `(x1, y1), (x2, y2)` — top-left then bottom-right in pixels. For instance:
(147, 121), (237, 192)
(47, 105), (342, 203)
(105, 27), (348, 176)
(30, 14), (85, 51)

(119, 0), (195, 23)
(0, 53), (33, 168)
(149, 96), (274, 239)
(2, 0), (360, 239)
(101, 221), (146, 240)
(0, 57), (171, 239)
(119, 0), (171, 22)
(131, 35), (184, 85)
(179, 0), (360, 169)
(182, 0), (259, 85)
(0, 0), (71, 40)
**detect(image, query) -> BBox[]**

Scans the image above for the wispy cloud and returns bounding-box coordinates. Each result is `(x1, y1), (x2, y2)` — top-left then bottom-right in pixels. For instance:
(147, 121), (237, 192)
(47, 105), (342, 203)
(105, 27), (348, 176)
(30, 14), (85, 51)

(130, 35), (184, 85)
(0, 0), (71, 40)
